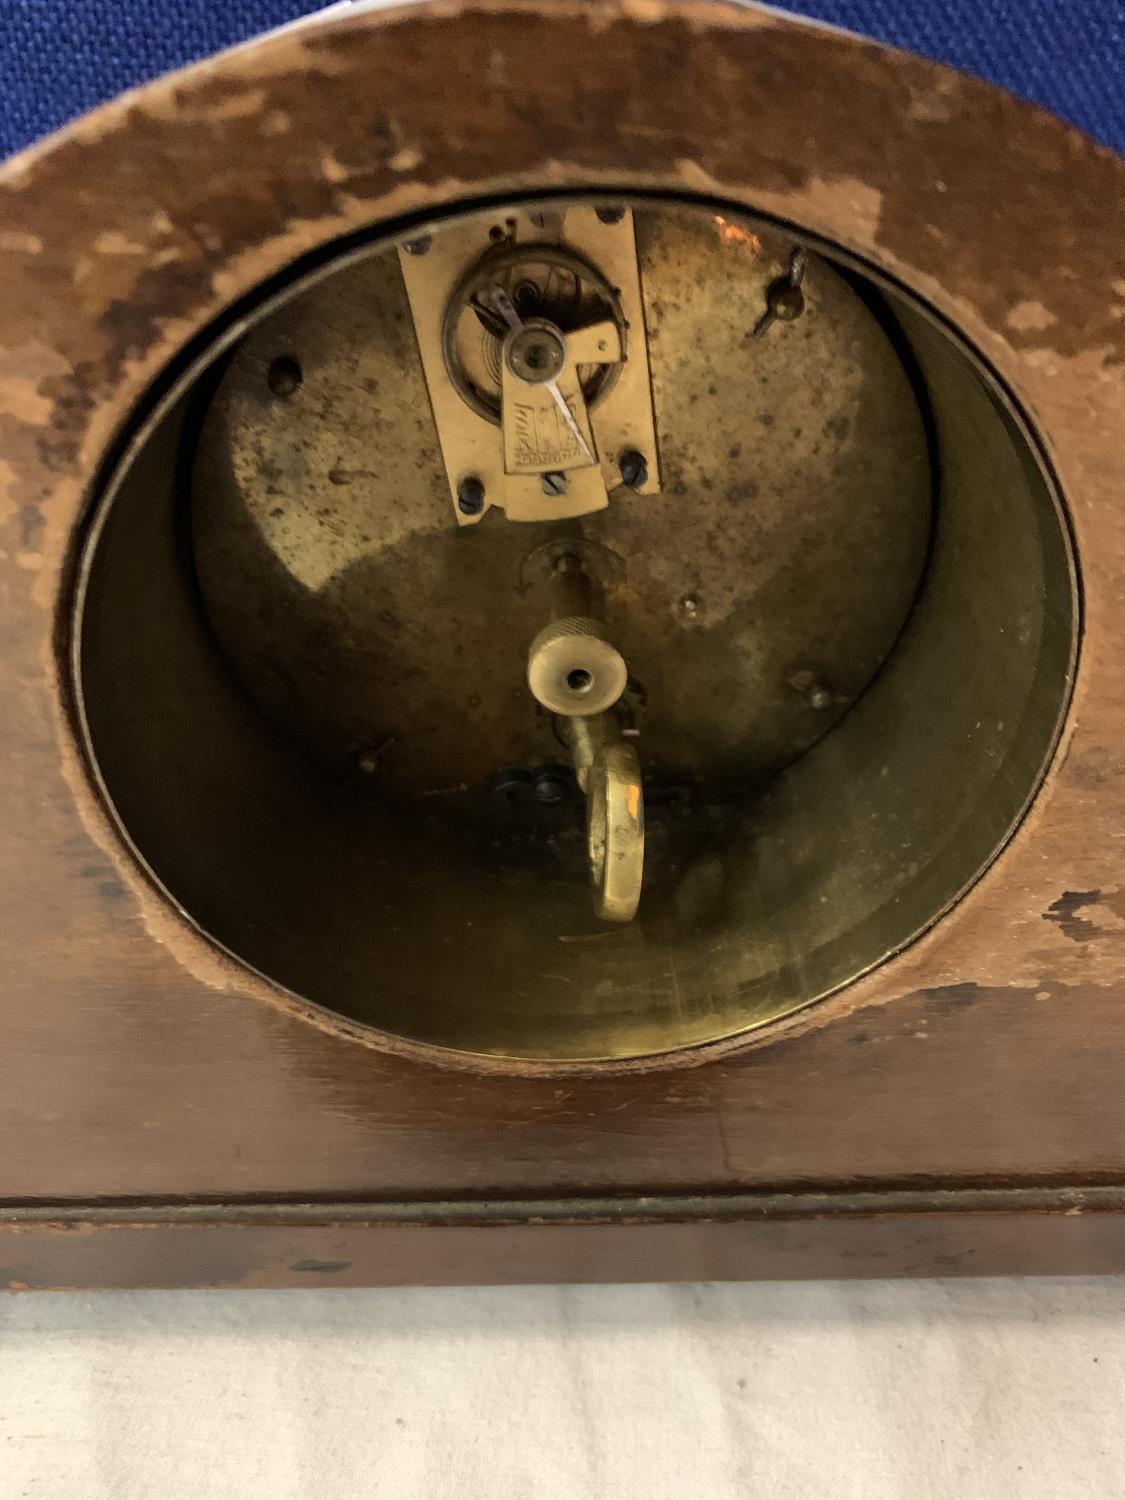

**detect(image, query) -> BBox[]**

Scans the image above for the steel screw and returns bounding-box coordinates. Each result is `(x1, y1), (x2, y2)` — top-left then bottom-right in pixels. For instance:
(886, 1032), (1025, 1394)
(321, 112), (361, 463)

(679, 594), (700, 619)
(534, 766), (572, 805)
(457, 476), (486, 516)
(489, 769), (534, 806)
(541, 472), (568, 497)
(404, 235), (432, 256)
(769, 282), (806, 322)
(753, 246), (809, 339)
(619, 450), (648, 489)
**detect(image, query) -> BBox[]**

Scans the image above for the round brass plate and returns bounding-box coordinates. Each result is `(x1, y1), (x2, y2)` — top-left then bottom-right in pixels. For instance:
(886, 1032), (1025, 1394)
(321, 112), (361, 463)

(191, 203), (932, 800)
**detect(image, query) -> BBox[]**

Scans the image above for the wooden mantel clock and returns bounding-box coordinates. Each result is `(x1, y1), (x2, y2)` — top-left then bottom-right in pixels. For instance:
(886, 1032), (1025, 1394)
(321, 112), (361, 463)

(1, 0), (1123, 1290)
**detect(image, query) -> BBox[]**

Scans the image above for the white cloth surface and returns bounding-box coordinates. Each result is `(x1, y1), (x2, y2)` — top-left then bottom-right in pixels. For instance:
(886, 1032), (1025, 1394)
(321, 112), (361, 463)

(2, 1277), (1123, 1498)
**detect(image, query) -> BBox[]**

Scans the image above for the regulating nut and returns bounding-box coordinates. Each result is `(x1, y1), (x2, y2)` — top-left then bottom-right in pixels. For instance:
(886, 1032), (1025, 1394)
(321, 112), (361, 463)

(526, 617), (628, 717)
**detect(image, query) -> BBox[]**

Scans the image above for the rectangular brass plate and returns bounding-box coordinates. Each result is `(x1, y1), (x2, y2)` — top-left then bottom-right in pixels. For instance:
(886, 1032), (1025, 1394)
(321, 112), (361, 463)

(398, 203), (661, 525)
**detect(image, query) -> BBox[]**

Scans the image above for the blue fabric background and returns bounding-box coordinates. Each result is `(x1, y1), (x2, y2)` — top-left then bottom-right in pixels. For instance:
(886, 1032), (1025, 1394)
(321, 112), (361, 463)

(0, 0), (1122, 161)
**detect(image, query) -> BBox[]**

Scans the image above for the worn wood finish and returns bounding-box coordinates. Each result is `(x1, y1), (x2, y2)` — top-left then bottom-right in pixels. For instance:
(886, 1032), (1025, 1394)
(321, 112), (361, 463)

(0, 0), (1123, 1286)
(8, 1190), (1125, 1291)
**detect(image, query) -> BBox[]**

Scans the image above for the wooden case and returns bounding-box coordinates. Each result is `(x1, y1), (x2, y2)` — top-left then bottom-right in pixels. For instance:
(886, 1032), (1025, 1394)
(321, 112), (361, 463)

(1, 0), (1124, 1289)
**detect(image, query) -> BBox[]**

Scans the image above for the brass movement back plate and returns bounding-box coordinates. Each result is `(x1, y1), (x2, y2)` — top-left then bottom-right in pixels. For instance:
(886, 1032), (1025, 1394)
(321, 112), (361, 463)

(191, 200), (932, 802)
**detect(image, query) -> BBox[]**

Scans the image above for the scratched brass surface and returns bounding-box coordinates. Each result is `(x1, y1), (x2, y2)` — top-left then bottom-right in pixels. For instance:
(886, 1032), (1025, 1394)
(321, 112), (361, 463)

(191, 201), (931, 797)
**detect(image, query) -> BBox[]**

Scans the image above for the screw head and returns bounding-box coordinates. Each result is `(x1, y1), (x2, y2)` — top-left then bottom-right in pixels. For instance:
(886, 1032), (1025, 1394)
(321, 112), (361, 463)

(541, 472), (567, 497)
(768, 281), (806, 322)
(679, 594), (700, 619)
(808, 684), (832, 710)
(619, 450), (648, 489)
(534, 765), (572, 805)
(457, 476), (486, 516)
(507, 325), (566, 385)
(489, 769), (534, 807)
(404, 235), (432, 256)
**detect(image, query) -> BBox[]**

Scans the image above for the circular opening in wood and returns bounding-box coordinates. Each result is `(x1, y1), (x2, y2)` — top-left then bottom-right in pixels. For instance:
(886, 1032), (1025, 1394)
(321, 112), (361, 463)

(72, 194), (1077, 1066)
